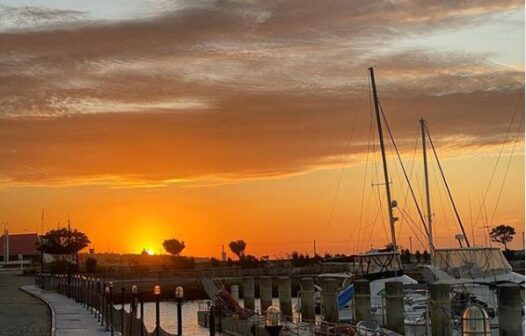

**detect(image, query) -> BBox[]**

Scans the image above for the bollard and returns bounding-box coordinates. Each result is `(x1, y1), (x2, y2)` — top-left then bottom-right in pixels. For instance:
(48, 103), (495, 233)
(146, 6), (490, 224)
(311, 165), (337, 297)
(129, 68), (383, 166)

(321, 278), (339, 323)
(243, 277), (255, 310)
(430, 283), (451, 336)
(354, 279), (371, 322)
(300, 277), (315, 322)
(230, 285), (240, 303)
(385, 281), (404, 334)
(259, 277), (273, 312)
(497, 284), (522, 336)
(278, 277), (292, 318)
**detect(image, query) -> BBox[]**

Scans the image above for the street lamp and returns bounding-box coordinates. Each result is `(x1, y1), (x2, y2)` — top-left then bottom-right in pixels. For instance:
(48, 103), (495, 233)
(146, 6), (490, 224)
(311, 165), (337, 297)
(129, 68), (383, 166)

(154, 285), (161, 336)
(175, 286), (184, 336)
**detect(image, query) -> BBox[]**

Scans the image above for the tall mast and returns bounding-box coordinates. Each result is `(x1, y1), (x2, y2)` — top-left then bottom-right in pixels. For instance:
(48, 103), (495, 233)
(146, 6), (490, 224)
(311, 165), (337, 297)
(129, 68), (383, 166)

(369, 67), (398, 251)
(420, 118), (434, 256)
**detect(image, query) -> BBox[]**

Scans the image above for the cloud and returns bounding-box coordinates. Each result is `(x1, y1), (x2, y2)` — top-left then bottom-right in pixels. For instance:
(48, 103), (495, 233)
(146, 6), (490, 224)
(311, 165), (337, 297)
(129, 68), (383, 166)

(0, 0), (523, 185)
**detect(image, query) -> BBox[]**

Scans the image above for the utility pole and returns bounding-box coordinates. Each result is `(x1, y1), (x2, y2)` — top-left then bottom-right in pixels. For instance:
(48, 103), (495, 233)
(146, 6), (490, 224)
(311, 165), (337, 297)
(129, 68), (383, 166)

(313, 240), (317, 256)
(369, 67), (398, 251)
(420, 118), (434, 257)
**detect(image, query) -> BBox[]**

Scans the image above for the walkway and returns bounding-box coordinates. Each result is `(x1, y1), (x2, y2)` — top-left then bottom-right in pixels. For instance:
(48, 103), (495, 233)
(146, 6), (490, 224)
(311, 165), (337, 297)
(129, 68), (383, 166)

(21, 284), (117, 336)
(0, 271), (51, 336)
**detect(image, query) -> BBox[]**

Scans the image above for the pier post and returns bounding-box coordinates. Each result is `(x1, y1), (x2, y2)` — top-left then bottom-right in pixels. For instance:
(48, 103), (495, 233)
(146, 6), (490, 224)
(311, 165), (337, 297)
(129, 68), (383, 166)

(430, 283), (451, 336)
(497, 284), (522, 336)
(300, 277), (315, 322)
(259, 277), (273, 312)
(242, 277), (255, 310)
(277, 277), (292, 319)
(230, 285), (240, 303)
(354, 279), (371, 322)
(385, 281), (404, 334)
(321, 278), (339, 323)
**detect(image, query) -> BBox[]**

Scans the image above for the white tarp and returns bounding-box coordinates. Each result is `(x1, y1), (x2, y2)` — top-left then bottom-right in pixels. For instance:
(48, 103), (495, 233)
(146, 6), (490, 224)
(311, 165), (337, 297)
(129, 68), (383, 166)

(433, 247), (512, 279)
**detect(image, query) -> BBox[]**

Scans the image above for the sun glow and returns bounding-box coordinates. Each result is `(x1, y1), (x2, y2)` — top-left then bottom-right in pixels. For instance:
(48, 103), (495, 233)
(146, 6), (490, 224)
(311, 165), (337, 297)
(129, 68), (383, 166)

(145, 248), (155, 255)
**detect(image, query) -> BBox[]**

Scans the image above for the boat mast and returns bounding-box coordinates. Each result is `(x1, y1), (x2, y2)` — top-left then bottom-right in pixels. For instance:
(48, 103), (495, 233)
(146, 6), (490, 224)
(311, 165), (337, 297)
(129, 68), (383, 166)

(369, 67), (398, 252)
(420, 118), (434, 257)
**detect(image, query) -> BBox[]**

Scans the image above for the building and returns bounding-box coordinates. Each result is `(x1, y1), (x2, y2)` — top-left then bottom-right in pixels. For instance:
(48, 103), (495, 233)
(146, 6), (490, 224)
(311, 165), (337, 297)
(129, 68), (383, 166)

(0, 231), (41, 265)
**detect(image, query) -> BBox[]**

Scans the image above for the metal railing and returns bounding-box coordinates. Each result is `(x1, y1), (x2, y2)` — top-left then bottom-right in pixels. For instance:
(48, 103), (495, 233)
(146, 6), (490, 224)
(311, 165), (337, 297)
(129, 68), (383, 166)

(36, 273), (181, 336)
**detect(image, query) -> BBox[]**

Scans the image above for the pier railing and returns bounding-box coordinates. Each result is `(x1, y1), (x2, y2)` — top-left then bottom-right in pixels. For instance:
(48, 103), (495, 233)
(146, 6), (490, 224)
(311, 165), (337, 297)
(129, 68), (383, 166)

(36, 273), (181, 336)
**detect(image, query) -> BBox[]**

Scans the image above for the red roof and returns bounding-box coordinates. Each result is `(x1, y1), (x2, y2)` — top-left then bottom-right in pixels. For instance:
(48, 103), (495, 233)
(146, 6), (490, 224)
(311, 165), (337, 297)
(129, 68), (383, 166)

(0, 233), (40, 256)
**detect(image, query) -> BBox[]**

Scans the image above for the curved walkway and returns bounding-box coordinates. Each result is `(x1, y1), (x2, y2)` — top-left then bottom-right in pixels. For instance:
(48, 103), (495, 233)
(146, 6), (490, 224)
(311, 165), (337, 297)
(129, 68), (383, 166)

(20, 284), (117, 336)
(0, 271), (51, 336)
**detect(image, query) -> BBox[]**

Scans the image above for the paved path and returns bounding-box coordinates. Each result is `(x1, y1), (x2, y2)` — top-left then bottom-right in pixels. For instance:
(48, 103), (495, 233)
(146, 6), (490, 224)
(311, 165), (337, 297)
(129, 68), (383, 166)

(21, 285), (118, 336)
(0, 271), (51, 336)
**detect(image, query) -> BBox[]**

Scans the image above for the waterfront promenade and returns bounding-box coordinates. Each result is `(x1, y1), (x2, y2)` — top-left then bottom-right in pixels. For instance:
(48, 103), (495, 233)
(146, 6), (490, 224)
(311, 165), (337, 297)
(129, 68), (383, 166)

(0, 271), (50, 336)
(0, 270), (114, 336)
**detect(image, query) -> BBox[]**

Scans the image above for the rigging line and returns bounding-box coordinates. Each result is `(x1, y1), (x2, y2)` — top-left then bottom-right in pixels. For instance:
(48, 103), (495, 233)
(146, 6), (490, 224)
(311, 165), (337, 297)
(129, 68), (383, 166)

(481, 194), (492, 248)
(397, 129), (422, 240)
(377, 101), (429, 236)
(472, 87), (524, 229)
(322, 74), (367, 248)
(399, 208), (428, 250)
(425, 125), (470, 247)
(431, 156), (453, 245)
(399, 206), (428, 240)
(488, 112), (525, 227)
(322, 92), (362, 241)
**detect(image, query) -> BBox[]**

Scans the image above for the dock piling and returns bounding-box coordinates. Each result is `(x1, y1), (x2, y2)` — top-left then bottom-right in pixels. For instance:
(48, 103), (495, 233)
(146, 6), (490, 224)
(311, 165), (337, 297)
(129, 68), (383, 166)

(430, 283), (451, 336)
(321, 278), (339, 323)
(300, 277), (315, 322)
(259, 277), (273, 312)
(278, 277), (292, 318)
(242, 277), (255, 310)
(385, 281), (404, 334)
(497, 283), (522, 336)
(230, 284), (240, 303)
(354, 279), (371, 322)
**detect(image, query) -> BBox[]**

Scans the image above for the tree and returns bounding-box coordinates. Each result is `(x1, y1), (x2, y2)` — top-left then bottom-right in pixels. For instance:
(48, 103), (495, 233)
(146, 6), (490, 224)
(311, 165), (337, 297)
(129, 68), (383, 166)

(229, 240), (247, 259)
(38, 228), (90, 265)
(422, 250), (430, 263)
(415, 250), (421, 263)
(85, 257), (97, 273)
(402, 249), (411, 264)
(490, 225), (516, 250)
(163, 239), (186, 256)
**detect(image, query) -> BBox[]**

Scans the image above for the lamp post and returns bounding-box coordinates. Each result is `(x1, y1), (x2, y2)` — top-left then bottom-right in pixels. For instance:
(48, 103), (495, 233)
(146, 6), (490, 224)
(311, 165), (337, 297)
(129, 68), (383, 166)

(175, 286), (184, 336)
(105, 286), (110, 331)
(109, 282), (114, 336)
(154, 285), (161, 336)
(130, 285), (138, 336)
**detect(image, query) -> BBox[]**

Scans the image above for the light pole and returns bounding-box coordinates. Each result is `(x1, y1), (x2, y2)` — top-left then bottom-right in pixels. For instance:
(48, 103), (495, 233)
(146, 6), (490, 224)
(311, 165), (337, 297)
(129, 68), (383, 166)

(154, 285), (161, 336)
(175, 286), (184, 336)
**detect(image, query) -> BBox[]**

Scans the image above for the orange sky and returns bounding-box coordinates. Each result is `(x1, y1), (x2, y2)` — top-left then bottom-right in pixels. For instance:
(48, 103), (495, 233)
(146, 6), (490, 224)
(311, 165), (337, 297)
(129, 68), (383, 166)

(0, 0), (524, 257)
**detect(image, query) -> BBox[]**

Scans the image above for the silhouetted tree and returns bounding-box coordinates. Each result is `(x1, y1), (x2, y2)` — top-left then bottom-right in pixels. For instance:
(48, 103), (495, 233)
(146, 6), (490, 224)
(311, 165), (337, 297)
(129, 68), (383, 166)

(490, 225), (516, 250)
(415, 250), (421, 263)
(85, 257), (97, 273)
(38, 228), (90, 265)
(229, 240), (247, 259)
(163, 239), (186, 256)
(402, 249), (411, 264)
(422, 250), (430, 263)
(239, 254), (260, 269)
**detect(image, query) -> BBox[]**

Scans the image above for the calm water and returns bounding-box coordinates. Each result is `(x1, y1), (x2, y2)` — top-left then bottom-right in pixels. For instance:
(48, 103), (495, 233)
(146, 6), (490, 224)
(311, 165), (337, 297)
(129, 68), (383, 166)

(124, 298), (299, 336)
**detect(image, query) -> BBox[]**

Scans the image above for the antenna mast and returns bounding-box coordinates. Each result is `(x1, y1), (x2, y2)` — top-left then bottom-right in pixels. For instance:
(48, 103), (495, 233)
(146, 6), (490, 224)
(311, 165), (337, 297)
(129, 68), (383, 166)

(369, 67), (398, 251)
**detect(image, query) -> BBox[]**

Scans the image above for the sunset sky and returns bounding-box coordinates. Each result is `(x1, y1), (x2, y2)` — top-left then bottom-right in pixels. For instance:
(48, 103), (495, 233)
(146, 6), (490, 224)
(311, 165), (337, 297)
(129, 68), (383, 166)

(0, 0), (524, 257)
